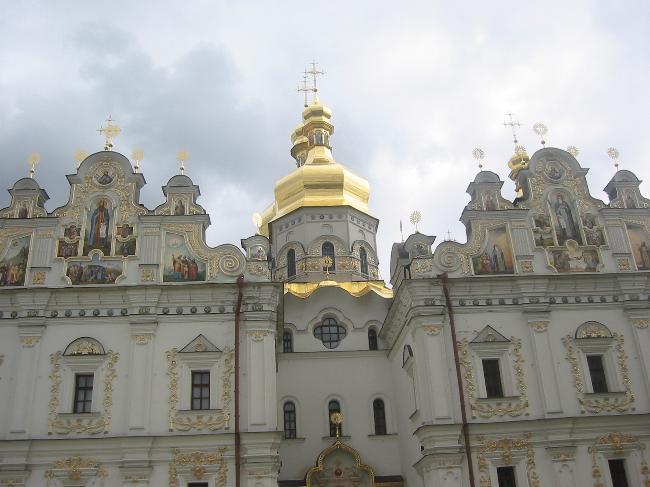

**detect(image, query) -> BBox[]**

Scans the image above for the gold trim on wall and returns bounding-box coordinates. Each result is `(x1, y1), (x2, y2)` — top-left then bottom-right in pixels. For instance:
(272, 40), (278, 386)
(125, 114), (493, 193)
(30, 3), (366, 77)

(477, 435), (540, 487)
(169, 448), (227, 487)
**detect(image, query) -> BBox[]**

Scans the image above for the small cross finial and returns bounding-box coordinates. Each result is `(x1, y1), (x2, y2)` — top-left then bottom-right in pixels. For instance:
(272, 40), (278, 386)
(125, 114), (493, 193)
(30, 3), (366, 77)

(323, 256), (333, 278)
(176, 150), (190, 175)
(132, 149), (144, 173)
(503, 112), (521, 145)
(330, 412), (343, 439)
(28, 153), (40, 178)
(305, 60), (325, 102)
(532, 122), (548, 147)
(607, 147), (620, 171)
(472, 147), (485, 170)
(74, 150), (88, 168)
(98, 116), (121, 151)
(446, 229), (452, 241)
(567, 145), (579, 158)
(297, 74), (310, 108)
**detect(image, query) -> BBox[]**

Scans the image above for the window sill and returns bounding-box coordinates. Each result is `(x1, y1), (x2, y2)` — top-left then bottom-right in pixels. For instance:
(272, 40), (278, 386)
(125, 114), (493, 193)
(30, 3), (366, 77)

(368, 433), (398, 439)
(57, 412), (102, 419)
(177, 408), (223, 415)
(322, 435), (351, 440)
(584, 391), (626, 399)
(476, 396), (520, 403)
(282, 437), (306, 443)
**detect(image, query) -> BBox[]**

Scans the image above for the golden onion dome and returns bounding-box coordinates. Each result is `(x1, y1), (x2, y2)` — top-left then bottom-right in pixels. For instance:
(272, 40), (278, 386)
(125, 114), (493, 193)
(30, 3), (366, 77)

(507, 145), (531, 180)
(259, 99), (371, 236)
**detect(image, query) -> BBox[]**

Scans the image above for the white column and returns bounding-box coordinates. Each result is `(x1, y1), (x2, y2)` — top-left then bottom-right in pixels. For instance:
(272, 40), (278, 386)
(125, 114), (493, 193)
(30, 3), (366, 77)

(628, 317), (650, 394)
(128, 319), (157, 431)
(527, 320), (563, 414)
(9, 325), (45, 435)
(247, 329), (277, 429)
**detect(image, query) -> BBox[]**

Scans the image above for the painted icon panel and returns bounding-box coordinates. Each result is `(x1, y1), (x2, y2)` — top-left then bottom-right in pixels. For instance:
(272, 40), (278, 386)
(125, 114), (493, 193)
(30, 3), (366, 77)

(163, 233), (206, 282)
(83, 199), (112, 256)
(0, 235), (30, 286)
(626, 224), (650, 270)
(472, 227), (514, 275)
(550, 193), (582, 245)
(67, 254), (122, 285)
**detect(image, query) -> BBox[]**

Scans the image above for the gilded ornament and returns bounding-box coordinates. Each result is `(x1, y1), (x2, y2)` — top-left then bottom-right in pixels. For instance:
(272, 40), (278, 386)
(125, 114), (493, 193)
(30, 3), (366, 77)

(248, 330), (270, 341)
(44, 456), (107, 482)
(632, 319), (649, 329)
(168, 448), (227, 487)
(66, 339), (103, 355)
(529, 321), (549, 333)
(519, 260), (534, 273)
(477, 435), (539, 487)
(140, 268), (155, 282)
(616, 257), (631, 271)
(457, 337), (528, 418)
(167, 348), (234, 432)
(562, 334), (634, 413)
(20, 336), (40, 347)
(588, 432), (650, 487)
(422, 325), (443, 336)
(133, 335), (152, 345)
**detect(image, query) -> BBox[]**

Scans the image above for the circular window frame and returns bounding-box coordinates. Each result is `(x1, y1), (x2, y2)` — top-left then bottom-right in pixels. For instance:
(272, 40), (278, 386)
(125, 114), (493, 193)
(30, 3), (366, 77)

(314, 317), (347, 349)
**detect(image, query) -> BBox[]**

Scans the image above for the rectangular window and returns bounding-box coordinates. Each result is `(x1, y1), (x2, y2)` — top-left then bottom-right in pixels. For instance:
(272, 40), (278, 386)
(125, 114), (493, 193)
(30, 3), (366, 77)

(191, 371), (210, 410)
(587, 355), (609, 393)
(283, 330), (293, 353)
(496, 466), (517, 487)
(188, 483), (209, 487)
(608, 459), (629, 487)
(482, 358), (504, 398)
(73, 373), (94, 413)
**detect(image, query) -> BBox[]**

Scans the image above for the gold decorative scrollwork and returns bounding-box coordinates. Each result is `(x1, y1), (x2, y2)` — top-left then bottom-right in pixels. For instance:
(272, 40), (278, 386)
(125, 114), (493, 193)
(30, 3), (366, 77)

(48, 351), (119, 434)
(169, 448), (227, 487)
(248, 330), (270, 341)
(588, 432), (649, 487)
(519, 260), (534, 273)
(20, 336), (40, 347)
(31, 271), (46, 284)
(529, 321), (549, 333)
(422, 325), (442, 336)
(477, 435), (540, 487)
(166, 348), (234, 432)
(632, 319), (649, 329)
(45, 456), (107, 482)
(457, 337), (528, 418)
(562, 334), (634, 413)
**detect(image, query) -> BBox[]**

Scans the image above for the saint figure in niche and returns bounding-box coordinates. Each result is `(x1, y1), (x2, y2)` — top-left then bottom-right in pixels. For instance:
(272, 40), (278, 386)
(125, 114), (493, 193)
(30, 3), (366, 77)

(625, 191), (637, 209)
(491, 244), (506, 272)
(96, 170), (114, 185)
(554, 194), (580, 245)
(85, 199), (111, 254)
(174, 199), (186, 215)
(17, 202), (30, 219)
(640, 241), (650, 269)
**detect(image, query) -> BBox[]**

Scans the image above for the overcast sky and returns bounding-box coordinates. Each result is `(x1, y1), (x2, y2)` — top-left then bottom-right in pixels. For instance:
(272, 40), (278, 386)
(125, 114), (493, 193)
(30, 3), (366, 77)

(1, 0), (649, 280)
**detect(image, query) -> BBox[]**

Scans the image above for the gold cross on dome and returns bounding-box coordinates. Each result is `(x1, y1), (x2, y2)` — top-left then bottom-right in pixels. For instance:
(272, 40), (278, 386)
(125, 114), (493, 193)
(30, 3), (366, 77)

(98, 116), (122, 151)
(503, 112), (521, 145)
(305, 60), (325, 100)
(28, 153), (40, 178)
(297, 74), (310, 107)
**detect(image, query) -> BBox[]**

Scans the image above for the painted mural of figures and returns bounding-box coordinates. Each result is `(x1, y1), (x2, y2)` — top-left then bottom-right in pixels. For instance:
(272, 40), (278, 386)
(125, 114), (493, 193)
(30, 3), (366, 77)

(17, 202), (30, 219)
(0, 236), (30, 287)
(625, 224), (650, 271)
(57, 240), (79, 258)
(471, 227), (514, 275)
(84, 199), (112, 255)
(96, 170), (114, 185)
(625, 191), (637, 209)
(163, 233), (206, 282)
(483, 193), (497, 211)
(553, 194), (581, 245)
(66, 255), (122, 285)
(174, 199), (186, 215)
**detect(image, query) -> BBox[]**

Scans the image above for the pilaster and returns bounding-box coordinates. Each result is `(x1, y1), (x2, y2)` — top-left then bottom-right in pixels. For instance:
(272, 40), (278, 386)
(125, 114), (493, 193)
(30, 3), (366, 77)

(128, 318), (157, 431)
(415, 452), (465, 487)
(547, 446), (577, 487)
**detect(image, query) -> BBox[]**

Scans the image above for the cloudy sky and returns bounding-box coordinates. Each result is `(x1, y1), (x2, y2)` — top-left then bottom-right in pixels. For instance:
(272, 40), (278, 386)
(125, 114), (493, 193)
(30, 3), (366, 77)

(1, 0), (649, 280)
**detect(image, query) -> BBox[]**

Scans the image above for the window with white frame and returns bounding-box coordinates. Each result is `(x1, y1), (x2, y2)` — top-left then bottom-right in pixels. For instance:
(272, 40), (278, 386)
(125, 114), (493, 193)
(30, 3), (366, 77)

(176, 335), (223, 412)
(573, 322), (622, 395)
(469, 327), (516, 399)
(59, 338), (107, 415)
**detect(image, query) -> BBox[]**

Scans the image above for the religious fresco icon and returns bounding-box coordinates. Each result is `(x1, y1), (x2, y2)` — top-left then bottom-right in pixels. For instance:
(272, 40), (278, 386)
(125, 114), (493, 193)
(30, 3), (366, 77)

(483, 193), (497, 211)
(17, 201), (31, 219)
(626, 224), (650, 270)
(173, 198), (186, 215)
(63, 224), (81, 239)
(94, 168), (115, 186)
(471, 227), (514, 275)
(550, 241), (600, 273)
(551, 193), (582, 246)
(532, 213), (555, 247)
(66, 254), (122, 285)
(162, 233), (206, 282)
(0, 235), (30, 287)
(57, 240), (79, 258)
(116, 237), (136, 257)
(545, 163), (564, 181)
(624, 190), (637, 209)
(83, 199), (112, 256)
(582, 213), (605, 246)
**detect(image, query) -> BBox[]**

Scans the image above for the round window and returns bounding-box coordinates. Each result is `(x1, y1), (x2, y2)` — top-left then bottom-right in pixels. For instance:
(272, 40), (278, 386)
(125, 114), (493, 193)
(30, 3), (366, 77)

(314, 317), (347, 349)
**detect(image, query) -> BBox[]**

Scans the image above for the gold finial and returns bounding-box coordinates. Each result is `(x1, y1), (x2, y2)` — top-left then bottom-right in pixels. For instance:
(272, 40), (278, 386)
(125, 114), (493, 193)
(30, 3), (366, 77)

(74, 150), (88, 168)
(176, 150), (190, 175)
(297, 74), (310, 108)
(532, 122), (548, 147)
(330, 412), (343, 439)
(567, 145), (579, 158)
(252, 213), (262, 235)
(323, 256), (333, 278)
(503, 112), (521, 145)
(97, 115), (122, 151)
(472, 147), (485, 170)
(607, 147), (620, 170)
(409, 210), (421, 232)
(305, 60), (325, 103)
(28, 153), (40, 178)
(132, 148), (144, 173)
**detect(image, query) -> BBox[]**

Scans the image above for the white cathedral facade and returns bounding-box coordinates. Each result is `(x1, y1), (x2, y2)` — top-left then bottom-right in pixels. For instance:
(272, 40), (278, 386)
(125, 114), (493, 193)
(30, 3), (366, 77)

(0, 96), (649, 487)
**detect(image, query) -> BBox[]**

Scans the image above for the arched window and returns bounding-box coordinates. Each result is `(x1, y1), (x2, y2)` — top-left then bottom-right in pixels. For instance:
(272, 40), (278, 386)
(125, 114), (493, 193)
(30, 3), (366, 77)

(314, 317), (347, 349)
(359, 247), (369, 275)
(328, 400), (341, 437)
(283, 401), (297, 439)
(287, 249), (296, 278)
(402, 345), (414, 366)
(368, 328), (378, 350)
(373, 399), (387, 435)
(322, 242), (336, 272)
(283, 329), (293, 353)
